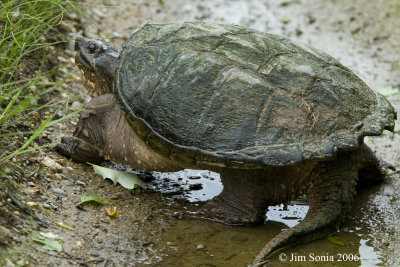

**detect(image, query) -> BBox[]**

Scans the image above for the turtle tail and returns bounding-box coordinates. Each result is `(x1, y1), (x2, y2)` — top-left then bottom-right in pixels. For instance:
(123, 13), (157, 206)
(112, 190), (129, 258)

(253, 156), (359, 265)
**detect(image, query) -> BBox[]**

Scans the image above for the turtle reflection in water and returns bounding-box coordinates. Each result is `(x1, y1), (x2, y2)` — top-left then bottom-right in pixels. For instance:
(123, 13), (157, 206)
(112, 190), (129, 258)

(57, 22), (396, 265)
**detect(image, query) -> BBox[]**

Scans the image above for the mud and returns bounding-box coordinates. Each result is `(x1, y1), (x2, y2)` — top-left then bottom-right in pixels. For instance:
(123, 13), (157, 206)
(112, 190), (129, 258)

(3, 0), (400, 266)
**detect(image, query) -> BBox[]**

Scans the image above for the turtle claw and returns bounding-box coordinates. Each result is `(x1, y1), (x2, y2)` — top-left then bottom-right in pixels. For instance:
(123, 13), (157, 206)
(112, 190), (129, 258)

(56, 136), (104, 164)
(379, 160), (396, 175)
(55, 137), (75, 159)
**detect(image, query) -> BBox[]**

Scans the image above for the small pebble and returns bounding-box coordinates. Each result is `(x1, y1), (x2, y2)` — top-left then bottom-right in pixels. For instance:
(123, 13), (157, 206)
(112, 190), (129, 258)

(73, 187), (81, 192)
(4, 168), (11, 175)
(70, 101), (83, 111)
(56, 158), (66, 165)
(60, 180), (74, 186)
(197, 244), (205, 250)
(41, 157), (63, 171)
(92, 8), (106, 17)
(27, 182), (36, 187)
(62, 167), (73, 175)
(52, 188), (67, 197)
(57, 56), (68, 63)
(42, 203), (51, 209)
(40, 195), (48, 201)
(76, 180), (87, 186)
(172, 211), (183, 219)
(159, 220), (171, 227)
(49, 203), (58, 210)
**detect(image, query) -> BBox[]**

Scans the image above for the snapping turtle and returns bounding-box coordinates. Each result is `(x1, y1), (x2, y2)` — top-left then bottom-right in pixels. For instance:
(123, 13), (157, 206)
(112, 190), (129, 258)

(57, 22), (396, 264)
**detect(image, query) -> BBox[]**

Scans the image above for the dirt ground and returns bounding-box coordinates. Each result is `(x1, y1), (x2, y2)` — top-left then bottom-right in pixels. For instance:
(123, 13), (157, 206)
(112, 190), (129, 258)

(2, 0), (400, 266)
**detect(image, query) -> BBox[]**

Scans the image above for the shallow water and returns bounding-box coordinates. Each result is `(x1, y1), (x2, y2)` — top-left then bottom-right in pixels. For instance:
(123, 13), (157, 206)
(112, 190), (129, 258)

(105, 153), (398, 266)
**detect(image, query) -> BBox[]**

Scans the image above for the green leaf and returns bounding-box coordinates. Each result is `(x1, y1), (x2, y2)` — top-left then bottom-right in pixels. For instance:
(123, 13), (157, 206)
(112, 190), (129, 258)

(55, 222), (74, 231)
(327, 236), (345, 246)
(16, 260), (25, 267)
(376, 87), (400, 97)
(76, 194), (113, 206)
(33, 238), (62, 252)
(89, 163), (147, 189)
(40, 232), (59, 239)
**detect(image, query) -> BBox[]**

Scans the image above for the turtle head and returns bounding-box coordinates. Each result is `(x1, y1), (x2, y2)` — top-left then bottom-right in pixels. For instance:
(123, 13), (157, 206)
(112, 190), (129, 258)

(75, 38), (120, 96)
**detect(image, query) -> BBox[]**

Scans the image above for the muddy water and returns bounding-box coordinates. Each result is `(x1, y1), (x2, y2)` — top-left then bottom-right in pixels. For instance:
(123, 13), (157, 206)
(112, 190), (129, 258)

(78, 0), (400, 266)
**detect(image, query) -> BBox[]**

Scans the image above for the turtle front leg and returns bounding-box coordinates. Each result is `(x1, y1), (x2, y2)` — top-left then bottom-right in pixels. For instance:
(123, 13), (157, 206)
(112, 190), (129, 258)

(253, 151), (360, 265)
(56, 136), (104, 164)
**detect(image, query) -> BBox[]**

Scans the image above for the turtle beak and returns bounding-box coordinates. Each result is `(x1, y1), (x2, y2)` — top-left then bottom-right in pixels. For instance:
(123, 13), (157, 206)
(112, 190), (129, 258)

(74, 39), (92, 70)
(74, 38), (85, 51)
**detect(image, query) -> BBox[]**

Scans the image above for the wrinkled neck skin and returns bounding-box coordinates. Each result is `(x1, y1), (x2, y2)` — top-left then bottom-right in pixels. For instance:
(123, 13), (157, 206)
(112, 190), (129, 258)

(78, 56), (118, 97)
(81, 65), (115, 97)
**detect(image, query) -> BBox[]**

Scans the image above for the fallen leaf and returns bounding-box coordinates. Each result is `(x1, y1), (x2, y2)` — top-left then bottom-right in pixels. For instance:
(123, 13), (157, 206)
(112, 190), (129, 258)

(16, 260), (25, 266)
(55, 222), (74, 231)
(40, 232), (60, 239)
(76, 194), (113, 206)
(105, 206), (118, 218)
(26, 201), (38, 208)
(376, 87), (400, 97)
(89, 163), (147, 189)
(24, 185), (41, 195)
(327, 236), (345, 246)
(33, 237), (62, 252)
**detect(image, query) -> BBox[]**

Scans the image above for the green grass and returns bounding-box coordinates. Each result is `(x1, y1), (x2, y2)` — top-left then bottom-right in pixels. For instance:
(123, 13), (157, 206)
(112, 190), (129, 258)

(0, 0), (79, 165)
(0, 1), (82, 264)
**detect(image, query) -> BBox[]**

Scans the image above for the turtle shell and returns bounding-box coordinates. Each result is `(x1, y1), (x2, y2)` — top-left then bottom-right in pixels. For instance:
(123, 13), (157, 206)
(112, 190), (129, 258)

(114, 22), (396, 168)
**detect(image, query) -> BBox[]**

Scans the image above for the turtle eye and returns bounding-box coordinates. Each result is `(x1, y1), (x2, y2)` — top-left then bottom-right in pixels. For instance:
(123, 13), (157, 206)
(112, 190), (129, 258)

(87, 42), (98, 54)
